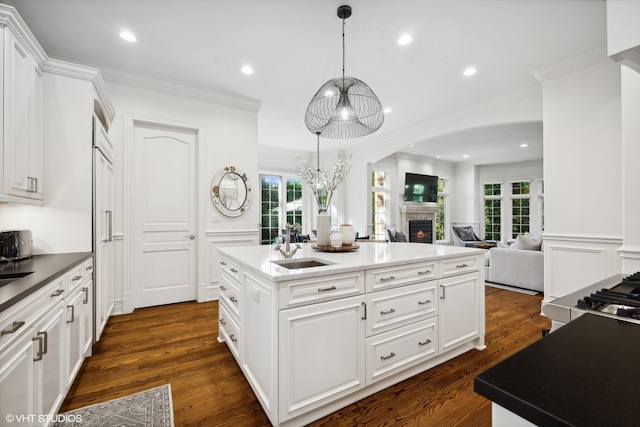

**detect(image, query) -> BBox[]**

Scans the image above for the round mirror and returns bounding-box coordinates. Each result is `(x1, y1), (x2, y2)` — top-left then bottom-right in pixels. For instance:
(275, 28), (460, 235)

(211, 166), (252, 217)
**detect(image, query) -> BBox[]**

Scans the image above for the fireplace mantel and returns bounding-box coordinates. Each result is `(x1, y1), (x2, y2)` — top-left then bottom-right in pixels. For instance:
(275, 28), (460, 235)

(400, 204), (438, 241)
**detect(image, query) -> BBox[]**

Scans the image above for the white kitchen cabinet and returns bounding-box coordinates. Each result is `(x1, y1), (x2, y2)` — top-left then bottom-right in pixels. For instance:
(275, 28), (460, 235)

(0, 329), (36, 426)
(1, 27), (44, 204)
(438, 271), (482, 353)
(65, 285), (84, 388)
(34, 301), (65, 425)
(278, 295), (366, 422)
(81, 263), (93, 356)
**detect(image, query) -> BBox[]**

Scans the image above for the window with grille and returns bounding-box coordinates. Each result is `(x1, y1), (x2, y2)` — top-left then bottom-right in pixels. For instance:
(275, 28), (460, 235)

(436, 178), (449, 241)
(511, 181), (530, 238)
(259, 174), (303, 245)
(371, 170), (390, 241)
(484, 183), (502, 241)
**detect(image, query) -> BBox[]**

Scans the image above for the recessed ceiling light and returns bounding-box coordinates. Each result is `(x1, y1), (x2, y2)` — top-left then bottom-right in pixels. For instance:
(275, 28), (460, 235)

(520, 143), (528, 148)
(119, 31), (137, 42)
(383, 108), (392, 114)
(409, 144), (414, 148)
(436, 156), (440, 159)
(241, 65), (254, 75)
(398, 34), (413, 46)
(463, 154), (469, 159)
(463, 67), (477, 76)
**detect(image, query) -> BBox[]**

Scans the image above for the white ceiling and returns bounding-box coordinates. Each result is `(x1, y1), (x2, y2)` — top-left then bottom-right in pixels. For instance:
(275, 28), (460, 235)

(4, 0), (607, 164)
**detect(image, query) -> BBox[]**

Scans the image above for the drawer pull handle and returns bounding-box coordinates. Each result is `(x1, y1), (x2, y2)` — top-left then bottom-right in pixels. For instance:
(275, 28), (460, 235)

(33, 336), (44, 361)
(380, 276), (396, 282)
(361, 302), (367, 320)
(380, 308), (396, 315)
(67, 305), (75, 323)
(82, 287), (89, 304)
(230, 296), (238, 303)
(418, 300), (431, 305)
(220, 285), (227, 291)
(219, 319), (226, 325)
(230, 268), (238, 273)
(418, 270), (431, 275)
(72, 275), (82, 281)
(86, 265), (94, 271)
(51, 289), (64, 297)
(456, 264), (468, 268)
(318, 285), (337, 292)
(380, 352), (396, 361)
(230, 334), (238, 343)
(38, 331), (48, 354)
(1, 321), (25, 335)
(419, 339), (432, 346)
(220, 261), (227, 266)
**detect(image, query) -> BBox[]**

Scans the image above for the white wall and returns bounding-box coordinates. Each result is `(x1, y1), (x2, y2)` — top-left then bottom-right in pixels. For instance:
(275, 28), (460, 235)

(607, 0), (640, 57)
(0, 73), (94, 253)
(541, 57), (623, 299)
(104, 79), (260, 311)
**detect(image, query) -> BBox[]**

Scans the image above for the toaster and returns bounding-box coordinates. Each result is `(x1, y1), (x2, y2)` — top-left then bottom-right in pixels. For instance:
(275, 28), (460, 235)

(0, 230), (33, 261)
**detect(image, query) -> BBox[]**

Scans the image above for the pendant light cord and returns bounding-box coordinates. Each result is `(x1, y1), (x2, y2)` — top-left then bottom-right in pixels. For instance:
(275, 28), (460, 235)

(316, 132), (321, 182)
(342, 17), (346, 83)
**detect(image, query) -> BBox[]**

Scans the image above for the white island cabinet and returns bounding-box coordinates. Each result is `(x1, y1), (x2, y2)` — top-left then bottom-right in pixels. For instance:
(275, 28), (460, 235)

(218, 243), (486, 427)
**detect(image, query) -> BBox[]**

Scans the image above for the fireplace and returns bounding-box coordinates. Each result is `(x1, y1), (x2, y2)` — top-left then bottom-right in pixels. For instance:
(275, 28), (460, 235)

(409, 220), (433, 243)
(400, 204), (438, 244)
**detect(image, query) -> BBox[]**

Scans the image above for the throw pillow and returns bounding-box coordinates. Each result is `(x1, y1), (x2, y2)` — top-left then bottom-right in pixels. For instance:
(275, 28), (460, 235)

(512, 233), (542, 251)
(496, 241), (510, 249)
(395, 231), (407, 242)
(455, 227), (476, 241)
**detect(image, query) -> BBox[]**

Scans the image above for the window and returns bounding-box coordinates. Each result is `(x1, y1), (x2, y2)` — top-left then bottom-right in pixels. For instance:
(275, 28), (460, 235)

(511, 181), (530, 238)
(436, 178), (449, 241)
(484, 183), (502, 241)
(259, 174), (303, 245)
(371, 170), (390, 241)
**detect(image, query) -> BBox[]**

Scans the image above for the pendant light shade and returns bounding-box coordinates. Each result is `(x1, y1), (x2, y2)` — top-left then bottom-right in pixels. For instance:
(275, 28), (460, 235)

(305, 5), (384, 139)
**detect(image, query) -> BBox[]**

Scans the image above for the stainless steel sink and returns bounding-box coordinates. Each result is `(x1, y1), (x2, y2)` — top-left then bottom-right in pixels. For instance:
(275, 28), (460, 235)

(271, 258), (333, 269)
(0, 271), (34, 287)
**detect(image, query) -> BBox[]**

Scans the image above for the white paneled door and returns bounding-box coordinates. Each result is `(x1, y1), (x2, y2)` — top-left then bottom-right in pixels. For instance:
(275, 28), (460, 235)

(133, 122), (197, 308)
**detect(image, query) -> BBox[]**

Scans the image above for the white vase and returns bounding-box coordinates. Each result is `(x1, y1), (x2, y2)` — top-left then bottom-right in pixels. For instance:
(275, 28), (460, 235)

(316, 211), (331, 246)
(339, 224), (355, 246)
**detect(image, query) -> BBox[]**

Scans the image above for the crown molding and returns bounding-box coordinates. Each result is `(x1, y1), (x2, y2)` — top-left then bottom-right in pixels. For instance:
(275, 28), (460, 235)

(99, 66), (263, 113)
(258, 146), (308, 158)
(0, 4), (47, 66)
(531, 46), (609, 82)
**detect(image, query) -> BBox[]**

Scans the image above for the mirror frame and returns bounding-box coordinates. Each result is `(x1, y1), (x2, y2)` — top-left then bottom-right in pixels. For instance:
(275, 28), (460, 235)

(211, 166), (252, 217)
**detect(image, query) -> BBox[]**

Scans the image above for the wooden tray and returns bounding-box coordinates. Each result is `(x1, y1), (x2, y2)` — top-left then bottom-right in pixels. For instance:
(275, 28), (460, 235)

(312, 243), (360, 252)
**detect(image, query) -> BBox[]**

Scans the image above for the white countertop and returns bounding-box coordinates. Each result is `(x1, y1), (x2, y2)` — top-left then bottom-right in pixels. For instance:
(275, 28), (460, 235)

(219, 242), (483, 282)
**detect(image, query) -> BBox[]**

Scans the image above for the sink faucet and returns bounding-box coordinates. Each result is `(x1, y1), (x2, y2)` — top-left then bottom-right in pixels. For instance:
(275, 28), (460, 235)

(275, 222), (302, 258)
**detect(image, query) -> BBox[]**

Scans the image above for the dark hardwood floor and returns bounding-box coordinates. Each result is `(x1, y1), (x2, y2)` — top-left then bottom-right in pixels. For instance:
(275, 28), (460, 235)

(60, 285), (550, 426)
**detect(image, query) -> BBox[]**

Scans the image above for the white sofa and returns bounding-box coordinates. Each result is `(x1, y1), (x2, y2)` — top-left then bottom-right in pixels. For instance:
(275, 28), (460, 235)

(487, 247), (544, 292)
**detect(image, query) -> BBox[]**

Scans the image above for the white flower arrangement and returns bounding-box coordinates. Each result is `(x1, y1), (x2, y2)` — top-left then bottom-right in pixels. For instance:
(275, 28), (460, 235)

(297, 155), (351, 212)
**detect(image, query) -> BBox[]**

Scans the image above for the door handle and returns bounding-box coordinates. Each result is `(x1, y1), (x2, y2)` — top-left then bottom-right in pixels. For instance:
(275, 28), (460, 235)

(186, 234), (195, 239)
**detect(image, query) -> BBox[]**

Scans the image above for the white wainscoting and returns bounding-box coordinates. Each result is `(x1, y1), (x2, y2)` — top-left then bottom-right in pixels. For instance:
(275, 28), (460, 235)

(543, 233), (623, 303)
(204, 229), (259, 302)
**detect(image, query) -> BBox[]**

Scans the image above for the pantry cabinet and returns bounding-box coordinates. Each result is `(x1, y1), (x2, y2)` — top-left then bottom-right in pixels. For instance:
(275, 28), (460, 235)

(0, 23), (45, 204)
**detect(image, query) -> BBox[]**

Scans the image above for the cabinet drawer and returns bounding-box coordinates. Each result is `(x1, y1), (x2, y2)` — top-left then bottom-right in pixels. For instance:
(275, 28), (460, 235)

(440, 256), (478, 277)
(219, 256), (242, 283)
(366, 261), (437, 292)
(366, 318), (438, 385)
(219, 301), (240, 361)
(66, 265), (85, 292)
(365, 282), (437, 337)
(278, 271), (364, 309)
(220, 273), (241, 320)
(82, 258), (94, 279)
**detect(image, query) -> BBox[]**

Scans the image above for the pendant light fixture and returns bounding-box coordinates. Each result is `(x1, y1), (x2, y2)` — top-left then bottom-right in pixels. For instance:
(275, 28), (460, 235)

(304, 5), (384, 139)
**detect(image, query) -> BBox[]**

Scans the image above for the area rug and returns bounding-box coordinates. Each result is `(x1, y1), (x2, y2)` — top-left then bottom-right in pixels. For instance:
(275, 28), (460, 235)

(485, 282), (539, 295)
(54, 384), (174, 427)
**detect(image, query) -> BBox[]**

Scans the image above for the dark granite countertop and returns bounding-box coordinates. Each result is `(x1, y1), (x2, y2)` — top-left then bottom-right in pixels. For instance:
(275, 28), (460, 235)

(0, 252), (92, 313)
(474, 313), (640, 427)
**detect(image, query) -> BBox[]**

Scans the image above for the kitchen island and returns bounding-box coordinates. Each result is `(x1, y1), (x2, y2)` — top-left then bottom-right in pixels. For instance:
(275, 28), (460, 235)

(218, 242), (486, 427)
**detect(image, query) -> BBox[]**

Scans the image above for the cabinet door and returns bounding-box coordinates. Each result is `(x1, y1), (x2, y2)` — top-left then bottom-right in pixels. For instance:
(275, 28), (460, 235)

(81, 278), (93, 356)
(278, 295), (365, 422)
(438, 272), (480, 353)
(2, 29), (43, 202)
(0, 331), (36, 426)
(65, 288), (84, 387)
(35, 303), (65, 423)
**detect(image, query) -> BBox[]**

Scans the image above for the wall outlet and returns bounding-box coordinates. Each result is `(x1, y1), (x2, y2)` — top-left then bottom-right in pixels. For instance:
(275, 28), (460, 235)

(252, 288), (260, 303)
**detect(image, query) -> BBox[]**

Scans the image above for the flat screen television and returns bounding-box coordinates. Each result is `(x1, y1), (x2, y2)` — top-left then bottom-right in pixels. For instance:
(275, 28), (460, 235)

(403, 173), (438, 203)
